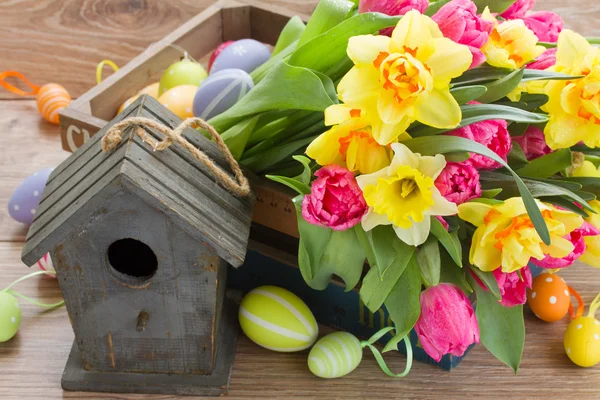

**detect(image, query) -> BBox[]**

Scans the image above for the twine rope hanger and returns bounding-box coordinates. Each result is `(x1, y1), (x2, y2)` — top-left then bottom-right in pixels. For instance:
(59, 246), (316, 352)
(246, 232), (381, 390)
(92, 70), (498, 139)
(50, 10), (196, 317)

(101, 117), (251, 197)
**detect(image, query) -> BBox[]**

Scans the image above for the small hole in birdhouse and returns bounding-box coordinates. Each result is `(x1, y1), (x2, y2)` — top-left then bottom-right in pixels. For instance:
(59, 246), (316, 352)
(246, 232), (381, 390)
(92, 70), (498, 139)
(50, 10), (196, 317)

(107, 238), (158, 284)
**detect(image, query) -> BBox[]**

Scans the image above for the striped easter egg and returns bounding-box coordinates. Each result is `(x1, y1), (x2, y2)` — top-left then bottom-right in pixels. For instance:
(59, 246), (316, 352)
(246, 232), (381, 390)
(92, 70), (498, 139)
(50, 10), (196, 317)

(36, 83), (71, 124)
(36, 253), (56, 277)
(308, 332), (363, 378)
(239, 286), (318, 352)
(192, 68), (253, 120)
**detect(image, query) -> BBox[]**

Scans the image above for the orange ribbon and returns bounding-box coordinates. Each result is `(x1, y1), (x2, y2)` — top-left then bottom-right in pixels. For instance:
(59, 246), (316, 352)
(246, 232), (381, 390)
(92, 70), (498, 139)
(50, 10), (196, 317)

(0, 70), (40, 96)
(568, 285), (584, 320)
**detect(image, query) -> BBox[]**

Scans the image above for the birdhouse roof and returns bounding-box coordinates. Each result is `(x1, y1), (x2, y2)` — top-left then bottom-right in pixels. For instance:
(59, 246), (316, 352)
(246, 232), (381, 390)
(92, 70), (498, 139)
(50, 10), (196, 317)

(22, 95), (254, 268)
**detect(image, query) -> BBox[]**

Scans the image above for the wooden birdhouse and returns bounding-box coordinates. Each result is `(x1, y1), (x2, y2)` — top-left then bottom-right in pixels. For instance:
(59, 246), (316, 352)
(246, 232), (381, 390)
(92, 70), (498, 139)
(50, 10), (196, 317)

(21, 95), (254, 396)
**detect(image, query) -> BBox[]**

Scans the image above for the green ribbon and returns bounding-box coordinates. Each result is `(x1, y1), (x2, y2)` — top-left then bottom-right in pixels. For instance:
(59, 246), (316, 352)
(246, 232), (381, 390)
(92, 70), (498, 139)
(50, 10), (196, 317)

(2, 270), (65, 308)
(360, 326), (413, 378)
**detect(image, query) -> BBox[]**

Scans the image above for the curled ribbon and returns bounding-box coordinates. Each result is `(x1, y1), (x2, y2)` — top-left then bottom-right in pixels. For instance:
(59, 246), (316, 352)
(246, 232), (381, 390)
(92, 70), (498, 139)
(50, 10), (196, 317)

(96, 59), (119, 84)
(2, 271), (64, 308)
(0, 70), (40, 96)
(360, 326), (413, 378)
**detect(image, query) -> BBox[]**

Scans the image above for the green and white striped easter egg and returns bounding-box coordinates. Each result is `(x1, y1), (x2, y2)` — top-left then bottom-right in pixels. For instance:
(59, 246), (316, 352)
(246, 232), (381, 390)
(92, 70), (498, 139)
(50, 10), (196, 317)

(239, 286), (318, 352)
(308, 331), (363, 378)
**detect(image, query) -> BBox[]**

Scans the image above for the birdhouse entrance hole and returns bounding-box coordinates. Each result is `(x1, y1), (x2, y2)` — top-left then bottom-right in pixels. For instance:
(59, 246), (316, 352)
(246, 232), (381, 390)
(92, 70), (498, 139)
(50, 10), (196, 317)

(107, 238), (158, 284)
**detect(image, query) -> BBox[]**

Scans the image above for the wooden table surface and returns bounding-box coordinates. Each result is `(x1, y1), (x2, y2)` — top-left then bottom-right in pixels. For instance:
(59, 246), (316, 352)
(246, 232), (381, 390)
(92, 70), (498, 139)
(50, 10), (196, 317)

(1, 1), (600, 399)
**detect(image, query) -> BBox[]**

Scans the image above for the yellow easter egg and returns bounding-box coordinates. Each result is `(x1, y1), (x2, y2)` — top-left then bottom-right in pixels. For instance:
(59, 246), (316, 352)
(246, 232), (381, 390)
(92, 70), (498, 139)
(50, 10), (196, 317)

(564, 316), (600, 367)
(157, 84), (197, 119)
(138, 82), (160, 98)
(239, 286), (318, 352)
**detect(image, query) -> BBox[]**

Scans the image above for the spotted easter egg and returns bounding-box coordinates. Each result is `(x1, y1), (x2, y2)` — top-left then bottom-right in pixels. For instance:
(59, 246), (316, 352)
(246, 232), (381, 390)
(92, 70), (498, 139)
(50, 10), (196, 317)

(36, 83), (71, 124)
(8, 168), (53, 225)
(158, 85), (197, 120)
(564, 316), (600, 367)
(239, 286), (318, 352)
(0, 291), (21, 342)
(308, 332), (363, 378)
(192, 69), (254, 120)
(208, 41), (234, 72)
(527, 273), (570, 322)
(211, 39), (271, 74)
(158, 59), (207, 95)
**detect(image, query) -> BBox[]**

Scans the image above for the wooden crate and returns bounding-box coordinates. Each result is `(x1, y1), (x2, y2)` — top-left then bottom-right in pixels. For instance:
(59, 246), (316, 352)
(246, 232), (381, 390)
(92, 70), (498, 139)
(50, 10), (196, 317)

(59, 0), (304, 241)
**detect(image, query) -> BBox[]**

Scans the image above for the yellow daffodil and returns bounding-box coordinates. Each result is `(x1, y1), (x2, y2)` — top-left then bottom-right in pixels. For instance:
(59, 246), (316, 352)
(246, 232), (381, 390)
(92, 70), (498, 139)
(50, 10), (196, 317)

(481, 8), (545, 70)
(542, 29), (600, 149)
(581, 200), (600, 268)
(337, 10), (472, 145)
(356, 143), (457, 246)
(572, 160), (600, 177)
(458, 198), (583, 273)
(306, 104), (396, 174)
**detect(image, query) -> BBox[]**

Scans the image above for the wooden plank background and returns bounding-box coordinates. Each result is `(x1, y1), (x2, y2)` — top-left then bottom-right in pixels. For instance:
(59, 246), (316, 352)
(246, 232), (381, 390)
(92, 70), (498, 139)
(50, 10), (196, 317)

(0, 0), (599, 399)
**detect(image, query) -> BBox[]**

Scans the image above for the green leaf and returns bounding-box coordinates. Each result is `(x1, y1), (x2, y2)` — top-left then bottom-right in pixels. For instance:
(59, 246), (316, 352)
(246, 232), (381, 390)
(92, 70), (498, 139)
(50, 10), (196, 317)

(453, 65), (577, 86)
(561, 177), (600, 197)
(496, 94), (550, 112)
(540, 196), (589, 217)
(368, 226), (414, 278)
(515, 148), (573, 179)
(425, 0), (453, 16)
(242, 136), (316, 173)
(295, 200), (331, 281)
(296, 0), (354, 47)
(522, 69), (582, 82)
(508, 122), (529, 137)
(410, 104), (547, 137)
(507, 141), (529, 169)
(430, 216), (463, 266)
(354, 225), (376, 267)
(404, 136), (551, 244)
(210, 62), (336, 132)
(266, 174), (310, 195)
(292, 155), (313, 186)
(469, 274), (525, 372)
(416, 237), (441, 287)
(450, 85), (487, 104)
(382, 256), (422, 352)
(360, 246), (416, 313)
(290, 12), (401, 76)
(250, 40), (297, 83)
(468, 265), (501, 300)
(221, 116), (260, 160)
(469, 198), (504, 205)
(472, 0), (516, 12)
(272, 16), (305, 57)
(477, 68), (524, 104)
(481, 188), (503, 198)
(479, 171), (595, 213)
(439, 249), (472, 294)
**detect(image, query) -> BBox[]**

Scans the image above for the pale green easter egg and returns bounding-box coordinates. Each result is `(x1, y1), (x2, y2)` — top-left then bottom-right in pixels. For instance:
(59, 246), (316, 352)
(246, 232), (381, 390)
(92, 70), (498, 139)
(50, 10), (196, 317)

(308, 331), (362, 378)
(0, 291), (21, 342)
(158, 59), (207, 95)
(239, 286), (318, 352)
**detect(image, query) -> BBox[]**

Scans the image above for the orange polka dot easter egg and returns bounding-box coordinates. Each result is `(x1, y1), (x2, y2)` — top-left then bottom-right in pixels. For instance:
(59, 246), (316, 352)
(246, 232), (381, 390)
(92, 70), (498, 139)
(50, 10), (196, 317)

(527, 273), (571, 322)
(157, 84), (197, 120)
(36, 83), (71, 124)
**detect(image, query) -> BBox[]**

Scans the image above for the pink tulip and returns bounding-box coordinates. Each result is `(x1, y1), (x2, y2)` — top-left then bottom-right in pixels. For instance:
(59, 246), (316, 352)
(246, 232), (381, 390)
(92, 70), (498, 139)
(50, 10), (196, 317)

(533, 222), (600, 269)
(415, 284), (480, 362)
(513, 126), (552, 161)
(432, 0), (494, 68)
(521, 11), (563, 42)
(358, 0), (428, 36)
(435, 216), (450, 230)
(302, 165), (367, 231)
(528, 48), (557, 70)
(435, 162), (482, 205)
(494, 267), (532, 307)
(446, 105), (512, 170)
(500, 0), (535, 19)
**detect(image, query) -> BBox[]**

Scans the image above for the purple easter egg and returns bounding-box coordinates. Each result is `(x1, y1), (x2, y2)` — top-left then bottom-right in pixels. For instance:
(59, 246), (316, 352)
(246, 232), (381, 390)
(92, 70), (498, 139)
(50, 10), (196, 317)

(8, 168), (53, 225)
(193, 68), (254, 120)
(211, 39), (271, 74)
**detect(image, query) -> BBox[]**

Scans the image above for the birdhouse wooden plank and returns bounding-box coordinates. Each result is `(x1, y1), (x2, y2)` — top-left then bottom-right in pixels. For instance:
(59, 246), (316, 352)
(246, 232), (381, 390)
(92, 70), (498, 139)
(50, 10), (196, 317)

(21, 95), (254, 396)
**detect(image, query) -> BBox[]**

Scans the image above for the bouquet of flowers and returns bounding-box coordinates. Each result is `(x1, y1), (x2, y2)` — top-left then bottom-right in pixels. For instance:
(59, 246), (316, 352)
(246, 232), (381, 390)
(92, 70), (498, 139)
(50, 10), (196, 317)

(208, 0), (600, 370)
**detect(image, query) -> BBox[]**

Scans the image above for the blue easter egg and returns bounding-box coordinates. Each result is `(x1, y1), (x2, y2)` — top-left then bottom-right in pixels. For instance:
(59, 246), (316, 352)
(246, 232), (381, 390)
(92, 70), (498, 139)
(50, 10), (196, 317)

(8, 168), (53, 225)
(193, 69), (254, 120)
(211, 39), (271, 74)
